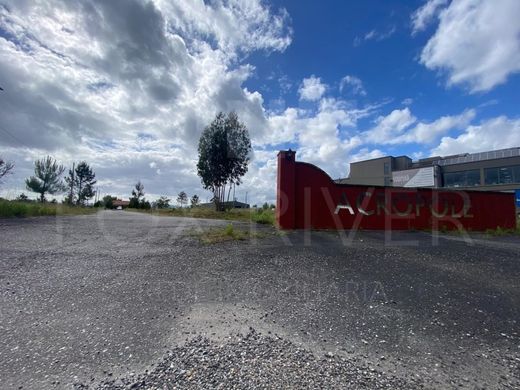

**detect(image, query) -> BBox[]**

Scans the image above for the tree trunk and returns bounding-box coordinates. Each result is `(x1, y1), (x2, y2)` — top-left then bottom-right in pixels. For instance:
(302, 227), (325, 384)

(226, 183), (232, 203)
(213, 188), (220, 211)
(77, 180), (82, 206)
(69, 162), (75, 205)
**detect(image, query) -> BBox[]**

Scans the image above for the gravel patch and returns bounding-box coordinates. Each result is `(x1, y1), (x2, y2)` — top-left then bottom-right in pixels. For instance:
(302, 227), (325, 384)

(77, 330), (423, 390)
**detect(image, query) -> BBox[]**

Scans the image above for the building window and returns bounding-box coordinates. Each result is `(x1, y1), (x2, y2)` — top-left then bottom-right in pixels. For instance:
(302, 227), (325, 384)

(443, 169), (480, 187)
(383, 162), (390, 175)
(514, 166), (520, 182)
(484, 165), (520, 185)
(484, 168), (498, 185)
(465, 170), (481, 186)
(499, 167), (514, 184)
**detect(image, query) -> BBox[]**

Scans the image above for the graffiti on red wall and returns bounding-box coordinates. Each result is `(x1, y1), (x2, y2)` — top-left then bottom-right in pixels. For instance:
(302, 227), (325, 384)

(276, 150), (516, 231)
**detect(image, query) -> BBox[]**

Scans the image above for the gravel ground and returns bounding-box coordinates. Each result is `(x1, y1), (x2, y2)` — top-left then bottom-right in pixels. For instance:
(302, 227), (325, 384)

(81, 331), (422, 390)
(1, 210), (520, 389)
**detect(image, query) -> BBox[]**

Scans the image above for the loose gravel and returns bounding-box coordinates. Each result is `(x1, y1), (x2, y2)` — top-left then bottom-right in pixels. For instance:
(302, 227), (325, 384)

(78, 330), (422, 390)
(2, 211), (520, 389)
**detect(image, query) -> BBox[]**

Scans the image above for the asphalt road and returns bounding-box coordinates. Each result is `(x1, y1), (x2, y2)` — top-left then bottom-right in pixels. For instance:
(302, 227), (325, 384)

(1, 210), (519, 389)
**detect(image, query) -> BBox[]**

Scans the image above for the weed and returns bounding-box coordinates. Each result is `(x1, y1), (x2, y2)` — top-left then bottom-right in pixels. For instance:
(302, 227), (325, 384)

(129, 206), (276, 226)
(0, 200), (97, 218)
(189, 223), (267, 244)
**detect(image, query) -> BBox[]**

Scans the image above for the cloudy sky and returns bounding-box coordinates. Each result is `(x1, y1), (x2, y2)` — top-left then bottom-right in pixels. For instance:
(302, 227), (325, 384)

(0, 0), (519, 204)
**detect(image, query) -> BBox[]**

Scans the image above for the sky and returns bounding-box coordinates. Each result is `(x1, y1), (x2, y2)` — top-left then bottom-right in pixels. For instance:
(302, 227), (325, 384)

(0, 0), (519, 205)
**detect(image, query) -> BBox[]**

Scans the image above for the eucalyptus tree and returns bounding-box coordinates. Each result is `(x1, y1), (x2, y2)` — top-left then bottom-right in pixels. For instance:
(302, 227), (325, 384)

(197, 112), (251, 210)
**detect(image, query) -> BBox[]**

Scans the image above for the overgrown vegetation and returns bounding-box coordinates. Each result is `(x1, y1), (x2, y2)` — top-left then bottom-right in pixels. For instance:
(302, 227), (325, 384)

(484, 220), (520, 236)
(128, 206), (276, 226)
(251, 208), (276, 225)
(0, 199), (96, 218)
(190, 223), (266, 244)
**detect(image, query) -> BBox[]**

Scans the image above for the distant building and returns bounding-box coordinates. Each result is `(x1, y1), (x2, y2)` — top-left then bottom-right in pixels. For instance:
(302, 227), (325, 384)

(337, 147), (520, 193)
(112, 199), (130, 209)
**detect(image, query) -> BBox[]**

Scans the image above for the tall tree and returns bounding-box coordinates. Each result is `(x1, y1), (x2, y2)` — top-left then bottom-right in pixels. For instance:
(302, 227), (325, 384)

(102, 195), (114, 209)
(65, 161), (97, 205)
(66, 162), (75, 204)
(190, 194), (200, 208)
(132, 181), (144, 201)
(156, 196), (170, 209)
(25, 156), (66, 202)
(177, 191), (187, 208)
(0, 157), (14, 184)
(197, 112), (251, 210)
(129, 181), (145, 208)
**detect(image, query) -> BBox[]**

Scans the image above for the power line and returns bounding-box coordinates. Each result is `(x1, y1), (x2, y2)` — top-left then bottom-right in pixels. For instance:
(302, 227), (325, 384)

(0, 123), (29, 148)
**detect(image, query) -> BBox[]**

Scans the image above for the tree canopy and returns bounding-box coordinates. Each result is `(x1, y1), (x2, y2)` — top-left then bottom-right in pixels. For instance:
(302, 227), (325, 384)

(65, 161), (97, 205)
(25, 156), (66, 202)
(0, 157), (14, 184)
(129, 181), (150, 209)
(131, 181), (144, 201)
(156, 196), (170, 209)
(177, 191), (188, 208)
(190, 194), (200, 207)
(102, 195), (115, 209)
(197, 112), (251, 210)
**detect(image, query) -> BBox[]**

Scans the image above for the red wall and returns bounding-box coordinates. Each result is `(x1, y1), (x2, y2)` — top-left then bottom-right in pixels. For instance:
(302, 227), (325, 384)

(276, 150), (516, 231)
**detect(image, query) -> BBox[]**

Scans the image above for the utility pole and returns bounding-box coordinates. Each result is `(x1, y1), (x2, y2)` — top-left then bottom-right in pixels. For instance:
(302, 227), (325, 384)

(245, 191), (248, 205)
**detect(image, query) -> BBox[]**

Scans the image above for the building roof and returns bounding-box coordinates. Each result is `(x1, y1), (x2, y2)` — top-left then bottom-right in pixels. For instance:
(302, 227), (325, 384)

(112, 199), (130, 207)
(431, 147), (520, 166)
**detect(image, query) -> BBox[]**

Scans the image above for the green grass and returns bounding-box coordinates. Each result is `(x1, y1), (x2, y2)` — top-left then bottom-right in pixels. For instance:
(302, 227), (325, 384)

(485, 226), (520, 236)
(189, 223), (267, 244)
(483, 218), (520, 236)
(251, 208), (276, 225)
(0, 200), (97, 218)
(129, 206), (276, 226)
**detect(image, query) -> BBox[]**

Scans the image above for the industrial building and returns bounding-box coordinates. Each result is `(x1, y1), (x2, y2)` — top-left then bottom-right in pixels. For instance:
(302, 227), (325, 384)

(338, 147), (520, 193)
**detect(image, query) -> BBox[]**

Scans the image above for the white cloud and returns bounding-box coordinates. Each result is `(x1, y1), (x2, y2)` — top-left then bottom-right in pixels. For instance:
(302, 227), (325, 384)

(411, 0), (448, 34)
(365, 108), (476, 145)
(432, 116), (520, 156)
(365, 108), (417, 143)
(339, 75), (367, 96)
(350, 148), (386, 163)
(0, 1), (383, 204)
(0, 0), (292, 204)
(354, 26), (396, 46)
(395, 109), (476, 144)
(154, 0), (292, 56)
(419, 0), (520, 92)
(298, 75), (327, 101)
(401, 98), (413, 106)
(261, 97), (382, 179)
